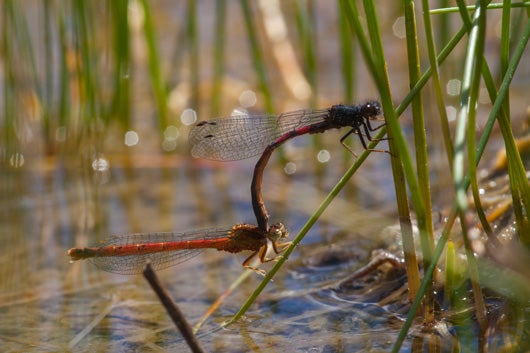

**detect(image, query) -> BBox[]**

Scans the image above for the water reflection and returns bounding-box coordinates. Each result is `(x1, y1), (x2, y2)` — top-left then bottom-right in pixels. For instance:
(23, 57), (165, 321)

(0, 140), (398, 351)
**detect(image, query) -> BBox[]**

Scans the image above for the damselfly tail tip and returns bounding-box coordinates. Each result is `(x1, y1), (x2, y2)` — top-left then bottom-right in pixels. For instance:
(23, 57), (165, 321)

(67, 247), (88, 261)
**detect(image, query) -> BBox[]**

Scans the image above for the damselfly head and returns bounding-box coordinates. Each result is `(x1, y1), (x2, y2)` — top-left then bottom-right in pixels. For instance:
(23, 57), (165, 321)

(268, 222), (288, 241)
(361, 100), (382, 118)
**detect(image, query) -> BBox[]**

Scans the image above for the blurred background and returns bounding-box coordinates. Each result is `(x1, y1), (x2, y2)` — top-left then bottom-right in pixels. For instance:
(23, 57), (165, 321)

(1, 1), (529, 352)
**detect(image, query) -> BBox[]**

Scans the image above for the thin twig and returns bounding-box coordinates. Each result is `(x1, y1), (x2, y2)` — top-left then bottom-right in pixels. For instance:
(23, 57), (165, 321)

(143, 262), (206, 353)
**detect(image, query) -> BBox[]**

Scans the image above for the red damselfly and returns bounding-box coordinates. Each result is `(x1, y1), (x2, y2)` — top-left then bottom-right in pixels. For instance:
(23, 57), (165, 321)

(68, 223), (289, 275)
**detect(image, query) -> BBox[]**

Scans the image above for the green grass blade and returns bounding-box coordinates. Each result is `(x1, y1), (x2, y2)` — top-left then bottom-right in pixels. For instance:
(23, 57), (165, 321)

(72, 0), (98, 123)
(461, 0), (490, 332)
(293, 0), (317, 106)
(240, 0), (274, 112)
(57, 5), (71, 132)
(187, 0), (200, 113)
(2, 1), (16, 155)
(466, 2), (493, 240)
(405, 0), (436, 306)
(209, 0), (227, 117)
(422, 0), (454, 167)
(139, 0), (168, 131)
(453, 0), (478, 212)
(430, 1), (530, 14)
(43, 1), (54, 145)
(110, 0), (131, 128)
(337, 1), (356, 102)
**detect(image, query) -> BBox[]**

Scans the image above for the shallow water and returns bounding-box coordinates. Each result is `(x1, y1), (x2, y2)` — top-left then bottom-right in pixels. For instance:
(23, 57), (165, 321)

(1, 141), (410, 352)
(2, 1), (530, 351)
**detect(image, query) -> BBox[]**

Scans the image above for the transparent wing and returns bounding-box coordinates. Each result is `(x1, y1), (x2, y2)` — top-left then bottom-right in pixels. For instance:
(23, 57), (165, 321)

(188, 109), (329, 161)
(88, 228), (232, 275)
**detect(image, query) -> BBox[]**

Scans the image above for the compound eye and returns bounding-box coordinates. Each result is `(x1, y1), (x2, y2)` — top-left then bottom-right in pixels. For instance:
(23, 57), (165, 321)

(269, 223), (288, 239)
